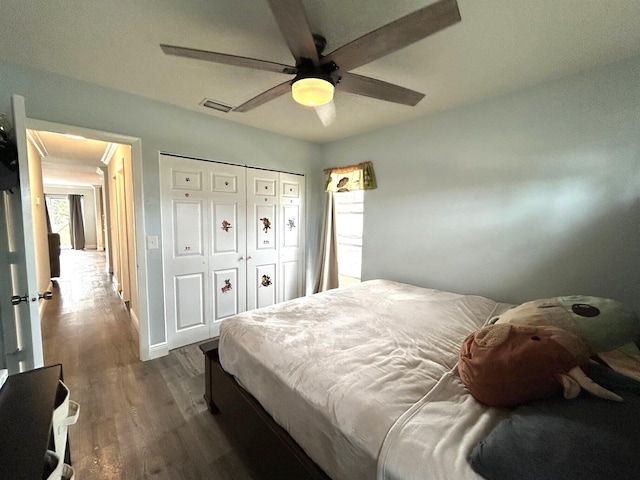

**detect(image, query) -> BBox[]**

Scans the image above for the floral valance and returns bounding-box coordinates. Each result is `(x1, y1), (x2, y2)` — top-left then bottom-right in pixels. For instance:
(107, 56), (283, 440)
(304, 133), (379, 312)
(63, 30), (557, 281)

(324, 161), (377, 192)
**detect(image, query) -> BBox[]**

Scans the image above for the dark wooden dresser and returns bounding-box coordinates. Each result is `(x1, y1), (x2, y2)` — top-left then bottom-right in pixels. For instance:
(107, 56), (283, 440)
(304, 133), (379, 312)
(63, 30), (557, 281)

(0, 364), (67, 479)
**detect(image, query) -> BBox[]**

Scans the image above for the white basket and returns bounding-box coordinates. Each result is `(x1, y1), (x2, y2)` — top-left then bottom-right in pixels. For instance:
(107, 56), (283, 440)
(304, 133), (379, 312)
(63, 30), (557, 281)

(52, 381), (81, 463)
(61, 463), (75, 480)
(44, 450), (63, 480)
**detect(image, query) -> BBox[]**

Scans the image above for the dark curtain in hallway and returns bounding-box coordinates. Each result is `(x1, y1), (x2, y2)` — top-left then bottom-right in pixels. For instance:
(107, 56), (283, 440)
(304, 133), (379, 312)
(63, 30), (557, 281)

(69, 194), (85, 250)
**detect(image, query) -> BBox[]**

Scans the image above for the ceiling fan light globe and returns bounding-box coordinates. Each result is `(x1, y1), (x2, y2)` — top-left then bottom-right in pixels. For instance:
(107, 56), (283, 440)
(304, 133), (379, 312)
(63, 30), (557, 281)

(291, 78), (334, 107)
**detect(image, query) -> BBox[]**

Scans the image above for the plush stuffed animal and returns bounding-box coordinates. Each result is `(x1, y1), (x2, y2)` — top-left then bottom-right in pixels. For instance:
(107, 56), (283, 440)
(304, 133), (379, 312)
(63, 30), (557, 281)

(458, 323), (623, 407)
(491, 296), (640, 354)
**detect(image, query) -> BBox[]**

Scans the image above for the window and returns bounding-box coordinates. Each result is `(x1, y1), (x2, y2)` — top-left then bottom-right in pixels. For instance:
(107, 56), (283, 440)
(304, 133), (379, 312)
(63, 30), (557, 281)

(45, 195), (72, 248)
(334, 190), (364, 286)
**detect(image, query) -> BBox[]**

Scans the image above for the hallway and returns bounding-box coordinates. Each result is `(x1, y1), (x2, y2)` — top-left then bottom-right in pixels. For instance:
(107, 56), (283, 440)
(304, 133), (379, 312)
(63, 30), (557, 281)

(41, 249), (258, 479)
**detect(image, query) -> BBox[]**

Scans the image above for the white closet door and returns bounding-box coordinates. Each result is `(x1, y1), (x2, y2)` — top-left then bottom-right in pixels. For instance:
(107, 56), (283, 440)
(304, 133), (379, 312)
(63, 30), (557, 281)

(160, 155), (211, 349)
(246, 168), (279, 310)
(279, 173), (305, 302)
(208, 163), (247, 337)
(161, 156), (305, 350)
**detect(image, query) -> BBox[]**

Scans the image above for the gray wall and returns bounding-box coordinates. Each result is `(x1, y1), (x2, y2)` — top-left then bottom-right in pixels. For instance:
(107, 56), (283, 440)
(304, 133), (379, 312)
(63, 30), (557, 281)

(0, 60), (323, 347)
(323, 56), (640, 312)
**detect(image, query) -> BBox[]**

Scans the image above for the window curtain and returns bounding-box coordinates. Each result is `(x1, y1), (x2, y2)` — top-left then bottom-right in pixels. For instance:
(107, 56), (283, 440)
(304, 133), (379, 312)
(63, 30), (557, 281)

(68, 194), (85, 250)
(314, 162), (377, 293)
(313, 191), (339, 293)
(324, 161), (377, 193)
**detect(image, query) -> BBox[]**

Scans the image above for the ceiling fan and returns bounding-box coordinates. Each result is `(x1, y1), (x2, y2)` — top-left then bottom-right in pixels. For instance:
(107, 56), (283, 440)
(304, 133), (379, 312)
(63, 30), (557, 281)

(160, 0), (461, 119)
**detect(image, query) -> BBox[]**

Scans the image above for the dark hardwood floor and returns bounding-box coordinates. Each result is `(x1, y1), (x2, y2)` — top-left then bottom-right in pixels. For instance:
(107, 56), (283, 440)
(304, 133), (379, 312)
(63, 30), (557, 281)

(41, 249), (259, 480)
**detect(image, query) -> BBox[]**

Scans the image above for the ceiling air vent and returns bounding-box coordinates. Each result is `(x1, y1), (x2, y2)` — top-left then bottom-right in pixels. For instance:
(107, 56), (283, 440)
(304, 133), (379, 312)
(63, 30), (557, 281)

(200, 98), (233, 113)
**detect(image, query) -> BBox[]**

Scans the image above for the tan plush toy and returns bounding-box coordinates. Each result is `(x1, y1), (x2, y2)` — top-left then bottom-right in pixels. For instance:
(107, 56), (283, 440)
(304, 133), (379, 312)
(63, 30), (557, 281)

(491, 296), (640, 355)
(458, 323), (622, 407)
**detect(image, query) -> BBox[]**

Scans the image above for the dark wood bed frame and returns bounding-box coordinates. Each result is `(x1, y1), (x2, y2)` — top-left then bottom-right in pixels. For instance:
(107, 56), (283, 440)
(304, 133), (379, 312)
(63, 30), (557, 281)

(200, 339), (331, 480)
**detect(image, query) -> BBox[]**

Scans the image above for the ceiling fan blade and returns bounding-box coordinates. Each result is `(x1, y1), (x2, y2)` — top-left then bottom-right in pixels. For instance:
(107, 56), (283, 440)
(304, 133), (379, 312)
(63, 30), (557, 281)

(233, 81), (292, 113)
(315, 101), (337, 126)
(265, 0), (319, 64)
(339, 73), (424, 106)
(160, 44), (295, 74)
(324, 0), (461, 72)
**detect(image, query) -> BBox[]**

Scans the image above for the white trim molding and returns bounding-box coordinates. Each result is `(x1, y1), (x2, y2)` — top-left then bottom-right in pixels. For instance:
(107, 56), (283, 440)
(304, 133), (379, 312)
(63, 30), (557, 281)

(148, 342), (169, 360)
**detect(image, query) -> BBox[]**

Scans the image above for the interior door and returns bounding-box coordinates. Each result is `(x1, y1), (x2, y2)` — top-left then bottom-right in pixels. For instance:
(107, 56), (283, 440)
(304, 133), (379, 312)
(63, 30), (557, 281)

(0, 95), (44, 373)
(115, 165), (131, 302)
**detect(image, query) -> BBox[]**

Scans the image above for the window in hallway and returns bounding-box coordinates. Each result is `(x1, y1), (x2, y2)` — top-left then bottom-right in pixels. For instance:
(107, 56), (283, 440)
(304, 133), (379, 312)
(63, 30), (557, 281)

(45, 195), (72, 248)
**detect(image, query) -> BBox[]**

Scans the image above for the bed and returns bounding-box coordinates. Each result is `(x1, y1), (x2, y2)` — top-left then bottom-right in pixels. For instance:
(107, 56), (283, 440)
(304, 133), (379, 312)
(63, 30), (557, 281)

(202, 279), (640, 479)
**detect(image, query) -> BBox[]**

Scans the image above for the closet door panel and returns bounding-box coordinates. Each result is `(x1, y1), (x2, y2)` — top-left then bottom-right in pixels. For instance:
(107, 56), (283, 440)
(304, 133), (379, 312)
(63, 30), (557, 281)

(213, 268), (240, 319)
(213, 203), (239, 253)
(174, 273), (205, 330)
(160, 155), (211, 349)
(254, 204), (276, 250)
(247, 169), (279, 310)
(281, 260), (300, 302)
(249, 262), (277, 309)
(208, 164), (247, 337)
(279, 173), (305, 302)
(282, 204), (300, 248)
(174, 200), (204, 257)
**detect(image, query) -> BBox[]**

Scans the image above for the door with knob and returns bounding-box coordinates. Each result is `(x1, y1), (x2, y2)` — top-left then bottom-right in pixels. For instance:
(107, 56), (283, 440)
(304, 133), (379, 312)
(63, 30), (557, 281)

(0, 96), (45, 373)
(160, 155), (305, 350)
(160, 156), (247, 348)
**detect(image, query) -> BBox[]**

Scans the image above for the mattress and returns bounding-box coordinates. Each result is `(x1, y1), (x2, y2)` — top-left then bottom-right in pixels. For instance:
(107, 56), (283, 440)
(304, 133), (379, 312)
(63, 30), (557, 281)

(219, 279), (509, 480)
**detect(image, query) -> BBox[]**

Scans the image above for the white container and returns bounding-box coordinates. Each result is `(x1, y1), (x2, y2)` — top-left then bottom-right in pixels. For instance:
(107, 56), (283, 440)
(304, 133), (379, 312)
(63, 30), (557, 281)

(52, 381), (81, 463)
(61, 463), (75, 480)
(44, 450), (63, 480)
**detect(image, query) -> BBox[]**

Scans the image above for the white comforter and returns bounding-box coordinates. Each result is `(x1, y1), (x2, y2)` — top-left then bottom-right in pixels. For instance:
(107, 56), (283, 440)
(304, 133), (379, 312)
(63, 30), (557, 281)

(219, 280), (508, 480)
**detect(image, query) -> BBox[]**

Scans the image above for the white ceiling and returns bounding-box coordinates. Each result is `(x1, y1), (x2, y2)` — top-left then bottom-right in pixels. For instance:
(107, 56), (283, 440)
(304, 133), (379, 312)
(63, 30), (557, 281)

(27, 130), (114, 187)
(3, 0), (640, 161)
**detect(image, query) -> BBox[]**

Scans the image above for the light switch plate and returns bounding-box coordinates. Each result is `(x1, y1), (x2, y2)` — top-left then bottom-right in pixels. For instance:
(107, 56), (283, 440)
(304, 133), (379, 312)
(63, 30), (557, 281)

(147, 235), (159, 249)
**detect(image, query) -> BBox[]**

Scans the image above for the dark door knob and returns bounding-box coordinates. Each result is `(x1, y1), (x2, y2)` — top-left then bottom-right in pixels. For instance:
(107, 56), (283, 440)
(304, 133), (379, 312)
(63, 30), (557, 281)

(11, 291), (53, 305)
(11, 295), (28, 305)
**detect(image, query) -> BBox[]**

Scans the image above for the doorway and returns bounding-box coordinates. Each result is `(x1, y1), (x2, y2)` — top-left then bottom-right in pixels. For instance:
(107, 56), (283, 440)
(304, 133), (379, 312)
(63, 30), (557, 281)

(23, 119), (149, 361)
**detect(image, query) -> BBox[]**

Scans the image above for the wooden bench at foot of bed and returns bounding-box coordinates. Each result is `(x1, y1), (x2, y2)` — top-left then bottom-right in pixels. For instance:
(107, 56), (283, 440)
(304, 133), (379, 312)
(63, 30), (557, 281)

(199, 339), (330, 480)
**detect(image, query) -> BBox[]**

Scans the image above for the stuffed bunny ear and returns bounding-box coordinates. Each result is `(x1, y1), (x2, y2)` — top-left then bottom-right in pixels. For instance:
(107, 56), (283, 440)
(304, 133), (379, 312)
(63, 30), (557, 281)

(559, 367), (624, 402)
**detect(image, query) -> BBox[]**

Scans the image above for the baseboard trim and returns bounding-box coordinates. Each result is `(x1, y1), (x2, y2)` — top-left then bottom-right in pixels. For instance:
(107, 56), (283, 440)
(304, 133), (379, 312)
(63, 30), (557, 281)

(148, 342), (168, 360)
(130, 308), (140, 334)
